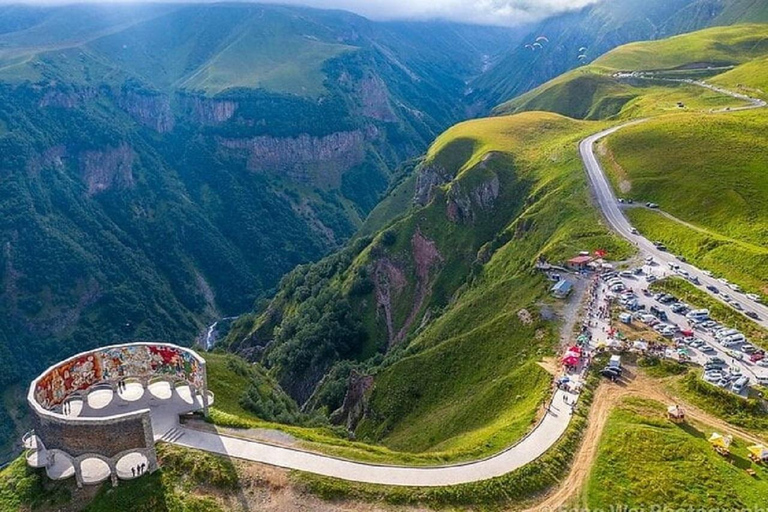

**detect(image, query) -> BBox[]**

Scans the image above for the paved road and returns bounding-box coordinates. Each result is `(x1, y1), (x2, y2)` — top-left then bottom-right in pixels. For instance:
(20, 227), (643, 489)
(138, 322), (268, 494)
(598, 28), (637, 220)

(579, 88), (768, 330)
(172, 387), (577, 486)
(159, 81), (767, 488)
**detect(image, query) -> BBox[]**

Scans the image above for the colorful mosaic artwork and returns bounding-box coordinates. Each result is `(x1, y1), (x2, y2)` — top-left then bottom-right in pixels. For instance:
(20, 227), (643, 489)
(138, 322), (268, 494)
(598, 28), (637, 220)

(34, 345), (204, 409)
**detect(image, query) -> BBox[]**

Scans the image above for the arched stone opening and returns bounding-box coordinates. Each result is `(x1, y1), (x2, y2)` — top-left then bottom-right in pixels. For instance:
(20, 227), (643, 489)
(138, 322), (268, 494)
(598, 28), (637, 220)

(79, 456), (112, 485)
(46, 450), (75, 481)
(118, 377), (145, 402)
(147, 377), (173, 400)
(86, 385), (114, 410)
(115, 451), (149, 480)
(174, 382), (195, 405)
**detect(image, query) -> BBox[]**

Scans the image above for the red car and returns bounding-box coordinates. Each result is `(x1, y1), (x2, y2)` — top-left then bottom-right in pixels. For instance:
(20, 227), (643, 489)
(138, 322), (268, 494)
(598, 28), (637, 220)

(750, 352), (765, 363)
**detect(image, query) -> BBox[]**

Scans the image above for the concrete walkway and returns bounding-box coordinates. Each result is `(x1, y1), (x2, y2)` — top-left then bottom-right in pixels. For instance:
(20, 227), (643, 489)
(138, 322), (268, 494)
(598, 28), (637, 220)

(171, 387), (577, 486)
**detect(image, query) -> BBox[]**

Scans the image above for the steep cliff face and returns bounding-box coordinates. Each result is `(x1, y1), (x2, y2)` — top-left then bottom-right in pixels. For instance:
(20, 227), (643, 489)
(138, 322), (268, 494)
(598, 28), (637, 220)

(413, 164), (452, 206)
(116, 89), (174, 133)
(38, 87), (96, 109)
(357, 74), (398, 122)
(79, 143), (135, 196)
(219, 128), (374, 188)
(181, 95), (238, 125)
(26, 145), (67, 175)
(445, 172), (500, 223)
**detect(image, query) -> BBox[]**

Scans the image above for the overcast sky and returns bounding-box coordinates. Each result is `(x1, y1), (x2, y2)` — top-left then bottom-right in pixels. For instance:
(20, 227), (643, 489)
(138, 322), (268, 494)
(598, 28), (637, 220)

(11, 0), (603, 26)
(282, 0), (602, 26)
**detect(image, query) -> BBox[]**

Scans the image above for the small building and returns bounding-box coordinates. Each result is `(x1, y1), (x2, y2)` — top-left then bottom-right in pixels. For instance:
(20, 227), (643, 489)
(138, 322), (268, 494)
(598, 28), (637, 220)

(551, 279), (573, 298)
(567, 255), (593, 270)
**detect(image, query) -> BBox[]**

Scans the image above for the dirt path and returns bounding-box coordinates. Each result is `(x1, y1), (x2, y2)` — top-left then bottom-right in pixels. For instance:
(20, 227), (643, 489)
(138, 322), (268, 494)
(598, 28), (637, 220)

(525, 369), (768, 510)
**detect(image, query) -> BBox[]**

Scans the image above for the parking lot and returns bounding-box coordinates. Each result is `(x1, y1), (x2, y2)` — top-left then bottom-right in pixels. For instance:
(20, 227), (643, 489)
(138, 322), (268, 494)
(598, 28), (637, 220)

(599, 261), (768, 396)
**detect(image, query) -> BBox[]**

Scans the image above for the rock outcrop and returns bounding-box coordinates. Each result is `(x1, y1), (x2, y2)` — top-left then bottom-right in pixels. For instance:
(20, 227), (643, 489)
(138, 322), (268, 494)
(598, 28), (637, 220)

(330, 370), (374, 431)
(358, 74), (397, 122)
(116, 90), (174, 133)
(38, 87), (95, 109)
(413, 164), (452, 206)
(219, 129), (371, 187)
(79, 143), (135, 196)
(26, 145), (67, 175)
(446, 173), (500, 223)
(181, 95), (238, 125)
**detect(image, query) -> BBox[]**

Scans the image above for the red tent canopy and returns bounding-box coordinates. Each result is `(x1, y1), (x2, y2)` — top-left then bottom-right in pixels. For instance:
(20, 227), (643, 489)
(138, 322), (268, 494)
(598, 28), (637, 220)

(567, 345), (582, 354)
(562, 356), (579, 366)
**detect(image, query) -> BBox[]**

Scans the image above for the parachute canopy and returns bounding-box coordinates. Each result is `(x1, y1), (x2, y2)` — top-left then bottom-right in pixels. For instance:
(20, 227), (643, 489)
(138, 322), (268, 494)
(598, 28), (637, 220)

(533, 42), (543, 49)
(579, 46), (588, 52)
(536, 36), (549, 42)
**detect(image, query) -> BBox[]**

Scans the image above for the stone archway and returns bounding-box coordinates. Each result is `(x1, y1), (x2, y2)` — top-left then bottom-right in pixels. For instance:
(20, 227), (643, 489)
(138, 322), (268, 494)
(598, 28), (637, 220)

(86, 385), (114, 410)
(115, 451), (149, 480)
(79, 456), (112, 485)
(46, 450), (76, 481)
(118, 377), (145, 402)
(147, 376), (173, 400)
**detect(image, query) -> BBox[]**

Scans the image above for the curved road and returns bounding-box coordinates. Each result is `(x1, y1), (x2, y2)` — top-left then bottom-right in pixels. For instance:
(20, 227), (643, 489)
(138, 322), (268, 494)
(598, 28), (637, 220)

(580, 87), (768, 329)
(171, 387), (576, 486)
(161, 81), (767, 488)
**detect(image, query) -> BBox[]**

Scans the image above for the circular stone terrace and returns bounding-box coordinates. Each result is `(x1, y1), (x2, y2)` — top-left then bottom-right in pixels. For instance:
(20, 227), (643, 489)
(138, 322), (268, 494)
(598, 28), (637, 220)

(23, 342), (214, 487)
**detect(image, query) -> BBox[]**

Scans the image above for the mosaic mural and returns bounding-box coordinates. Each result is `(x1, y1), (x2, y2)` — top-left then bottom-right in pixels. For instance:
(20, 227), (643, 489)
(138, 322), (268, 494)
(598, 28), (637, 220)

(34, 345), (204, 409)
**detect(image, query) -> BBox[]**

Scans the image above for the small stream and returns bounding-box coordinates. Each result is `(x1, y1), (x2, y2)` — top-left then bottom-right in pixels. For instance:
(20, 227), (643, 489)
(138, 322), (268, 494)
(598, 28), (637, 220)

(204, 317), (237, 350)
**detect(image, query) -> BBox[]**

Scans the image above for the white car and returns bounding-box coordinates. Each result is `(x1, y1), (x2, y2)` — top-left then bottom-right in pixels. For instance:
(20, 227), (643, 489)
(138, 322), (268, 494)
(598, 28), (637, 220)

(703, 270), (713, 277)
(757, 359), (768, 368)
(704, 371), (723, 382)
(746, 293), (761, 302)
(729, 283), (742, 292)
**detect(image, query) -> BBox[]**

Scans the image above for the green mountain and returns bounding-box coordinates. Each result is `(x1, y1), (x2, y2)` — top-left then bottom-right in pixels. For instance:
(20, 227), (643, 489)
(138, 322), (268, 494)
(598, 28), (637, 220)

(495, 23), (768, 119)
(0, 3), (518, 459)
(223, 21), (768, 467)
(470, 0), (768, 109)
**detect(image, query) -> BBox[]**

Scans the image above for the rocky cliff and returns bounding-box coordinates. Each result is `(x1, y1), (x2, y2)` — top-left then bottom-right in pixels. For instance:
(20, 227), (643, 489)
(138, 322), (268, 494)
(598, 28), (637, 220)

(219, 128), (374, 188)
(79, 143), (135, 196)
(116, 90), (174, 133)
(181, 95), (238, 125)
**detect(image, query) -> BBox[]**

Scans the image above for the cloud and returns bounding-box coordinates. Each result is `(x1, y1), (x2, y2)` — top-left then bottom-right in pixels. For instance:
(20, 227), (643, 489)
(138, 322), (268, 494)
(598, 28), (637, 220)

(275, 0), (602, 26)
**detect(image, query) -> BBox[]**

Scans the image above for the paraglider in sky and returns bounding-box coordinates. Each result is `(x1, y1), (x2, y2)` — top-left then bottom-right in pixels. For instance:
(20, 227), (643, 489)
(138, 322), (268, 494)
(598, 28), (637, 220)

(525, 44), (535, 50)
(533, 42), (543, 49)
(579, 46), (588, 52)
(578, 54), (587, 60)
(536, 36), (549, 43)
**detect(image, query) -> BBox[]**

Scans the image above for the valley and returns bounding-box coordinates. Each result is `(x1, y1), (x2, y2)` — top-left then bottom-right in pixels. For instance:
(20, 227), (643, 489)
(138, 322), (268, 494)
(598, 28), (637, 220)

(2, 1), (768, 511)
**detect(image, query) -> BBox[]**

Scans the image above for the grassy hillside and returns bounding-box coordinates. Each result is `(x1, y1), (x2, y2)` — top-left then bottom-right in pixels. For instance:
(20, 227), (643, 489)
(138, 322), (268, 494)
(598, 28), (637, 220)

(601, 110), (768, 295)
(225, 111), (631, 461)
(495, 24), (768, 119)
(584, 398), (768, 508)
(0, 4), (517, 458)
(471, 0), (768, 109)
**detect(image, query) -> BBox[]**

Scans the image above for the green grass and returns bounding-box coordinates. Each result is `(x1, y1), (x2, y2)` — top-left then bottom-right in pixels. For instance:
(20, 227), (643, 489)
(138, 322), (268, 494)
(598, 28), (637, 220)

(294, 367), (602, 509)
(494, 24), (768, 120)
(712, 54), (768, 99)
(584, 397), (768, 508)
(649, 278), (768, 346)
(672, 372), (768, 435)
(605, 110), (768, 249)
(352, 112), (631, 457)
(0, 443), (242, 512)
(595, 24), (768, 71)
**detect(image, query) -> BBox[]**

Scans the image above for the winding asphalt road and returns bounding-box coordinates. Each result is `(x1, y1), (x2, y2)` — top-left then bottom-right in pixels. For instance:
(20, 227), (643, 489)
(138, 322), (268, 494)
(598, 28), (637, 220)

(580, 82), (768, 330)
(171, 387), (576, 486)
(162, 81), (767, 488)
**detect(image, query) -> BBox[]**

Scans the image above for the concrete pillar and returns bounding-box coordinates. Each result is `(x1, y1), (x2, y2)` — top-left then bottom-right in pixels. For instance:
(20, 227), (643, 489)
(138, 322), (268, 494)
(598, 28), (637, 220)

(110, 465), (118, 487)
(73, 459), (84, 489)
(201, 361), (210, 418)
(146, 447), (159, 474)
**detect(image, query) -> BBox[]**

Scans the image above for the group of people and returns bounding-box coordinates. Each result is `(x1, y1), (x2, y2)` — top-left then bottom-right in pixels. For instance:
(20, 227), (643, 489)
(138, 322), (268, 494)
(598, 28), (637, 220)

(131, 462), (147, 478)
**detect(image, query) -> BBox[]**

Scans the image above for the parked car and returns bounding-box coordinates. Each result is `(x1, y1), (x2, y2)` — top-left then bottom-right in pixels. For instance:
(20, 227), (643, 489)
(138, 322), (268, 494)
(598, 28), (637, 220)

(757, 359), (768, 368)
(706, 285), (719, 294)
(704, 371), (723, 382)
(746, 311), (760, 320)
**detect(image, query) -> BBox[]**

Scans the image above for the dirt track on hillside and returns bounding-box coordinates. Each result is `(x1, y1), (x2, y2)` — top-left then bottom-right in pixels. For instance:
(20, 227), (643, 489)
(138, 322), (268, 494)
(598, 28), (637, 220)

(524, 369), (768, 511)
